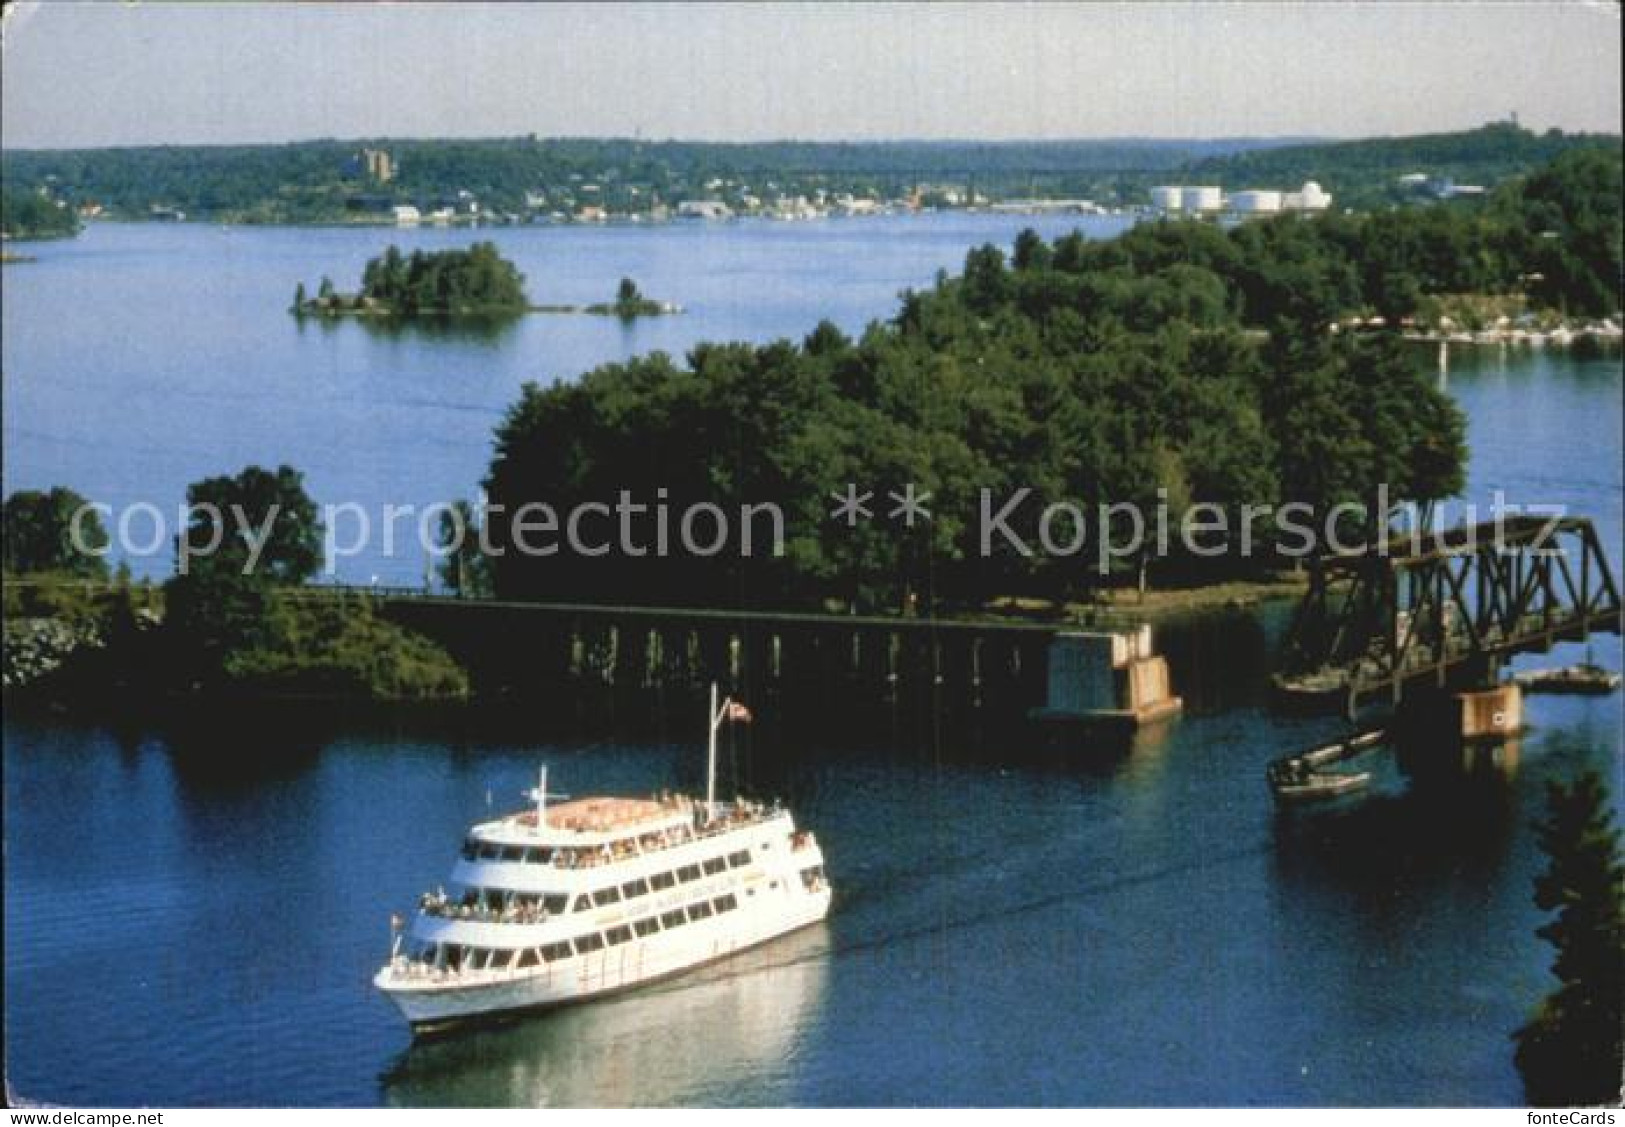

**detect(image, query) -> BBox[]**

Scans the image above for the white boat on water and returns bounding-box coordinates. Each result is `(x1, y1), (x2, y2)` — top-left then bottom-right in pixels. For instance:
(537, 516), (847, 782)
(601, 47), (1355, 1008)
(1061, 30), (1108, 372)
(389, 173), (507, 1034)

(1270, 769), (1371, 803)
(374, 686), (832, 1032)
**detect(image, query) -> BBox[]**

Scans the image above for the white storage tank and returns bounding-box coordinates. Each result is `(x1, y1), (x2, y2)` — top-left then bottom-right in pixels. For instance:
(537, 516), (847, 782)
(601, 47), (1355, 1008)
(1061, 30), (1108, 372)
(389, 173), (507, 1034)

(1182, 185), (1222, 213)
(1229, 190), (1282, 214)
(1150, 185), (1183, 212)
(1284, 181), (1332, 211)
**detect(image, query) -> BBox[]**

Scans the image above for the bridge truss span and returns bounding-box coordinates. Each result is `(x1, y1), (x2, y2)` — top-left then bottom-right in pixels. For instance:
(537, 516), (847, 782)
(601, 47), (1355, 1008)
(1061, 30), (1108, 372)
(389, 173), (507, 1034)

(1275, 515), (1621, 713)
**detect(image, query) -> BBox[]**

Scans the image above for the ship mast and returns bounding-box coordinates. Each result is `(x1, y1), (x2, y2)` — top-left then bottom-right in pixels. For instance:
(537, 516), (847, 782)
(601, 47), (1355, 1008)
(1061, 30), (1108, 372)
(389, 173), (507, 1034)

(705, 682), (749, 821)
(706, 683), (720, 820)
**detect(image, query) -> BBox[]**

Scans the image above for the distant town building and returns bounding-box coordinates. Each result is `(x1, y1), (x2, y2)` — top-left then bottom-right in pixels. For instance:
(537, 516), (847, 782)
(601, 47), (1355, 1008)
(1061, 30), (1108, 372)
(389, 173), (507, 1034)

(359, 148), (395, 183)
(989, 199), (1100, 214)
(392, 205), (421, 225)
(1229, 190), (1282, 214)
(676, 200), (732, 220)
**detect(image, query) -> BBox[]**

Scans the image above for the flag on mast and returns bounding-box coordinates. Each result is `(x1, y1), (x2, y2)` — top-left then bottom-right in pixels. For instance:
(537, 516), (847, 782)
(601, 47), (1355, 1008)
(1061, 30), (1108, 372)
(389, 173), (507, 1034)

(725, 700), (753, 723)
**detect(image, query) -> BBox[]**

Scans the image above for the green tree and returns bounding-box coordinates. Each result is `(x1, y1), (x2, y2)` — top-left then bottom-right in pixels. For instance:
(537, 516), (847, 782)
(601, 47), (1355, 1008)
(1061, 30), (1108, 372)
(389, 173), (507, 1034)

(2, 487), (109, 578)
(164, 566), (275, 662)
(436, 500), (494, 598)
(1012, 227), (1052, 271)
(1513, 773), (1625, 1107)
(961, 243), (1010, 313)
(0, 188), (78, 238)
(163, 465), (321, 678)
(177, 464), (322, 583)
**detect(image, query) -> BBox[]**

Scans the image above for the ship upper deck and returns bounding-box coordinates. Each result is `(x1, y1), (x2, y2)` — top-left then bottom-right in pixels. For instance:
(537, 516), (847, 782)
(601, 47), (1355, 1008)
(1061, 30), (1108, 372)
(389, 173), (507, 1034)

(467, 792), (785, 853)
(472, 794), (691, 845)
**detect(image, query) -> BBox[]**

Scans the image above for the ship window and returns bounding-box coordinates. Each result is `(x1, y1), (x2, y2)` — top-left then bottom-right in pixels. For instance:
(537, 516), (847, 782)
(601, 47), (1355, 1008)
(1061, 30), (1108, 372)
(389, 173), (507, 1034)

(606, 925), (633, 946)
(713, 893), (738, 913)
(634, 918), (660, 937)
(591, 887), (621, 907)
(620, 878), (649, 899)
(461, 839), (478, 861)
(728, 850), (751, 868)
(677, 864), (701, 883)
(573, 934), (604, 955)
(660, 909), (687, 930)
(703, 857), (727, 875)
(541, 942), (572, 963)
(469, 949), (490, 971)
(499, 846), (524, 862)
(516, 948), (540, 969)
(443, 946), (463, 971)
(649, 871), (676, 891)
(520, 847), (544, 864)
(490, 949), (514, 970)
(484, 890), (505, 911)
(573, 895), (591, 912)
(542, 894), (569, 915)
(687, 901), (713, 922)
(478, 843), (501, 860)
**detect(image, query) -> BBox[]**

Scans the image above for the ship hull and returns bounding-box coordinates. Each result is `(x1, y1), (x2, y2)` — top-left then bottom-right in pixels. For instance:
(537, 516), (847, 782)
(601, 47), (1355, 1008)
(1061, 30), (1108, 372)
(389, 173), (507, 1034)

(379, 887), (831, 1033)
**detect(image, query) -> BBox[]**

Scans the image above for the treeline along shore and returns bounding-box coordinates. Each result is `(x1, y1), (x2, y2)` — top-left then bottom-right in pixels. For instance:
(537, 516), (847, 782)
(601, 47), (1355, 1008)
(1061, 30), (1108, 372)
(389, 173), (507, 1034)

(3, 122), (1615, 232)
(3, 145), (1619, 704)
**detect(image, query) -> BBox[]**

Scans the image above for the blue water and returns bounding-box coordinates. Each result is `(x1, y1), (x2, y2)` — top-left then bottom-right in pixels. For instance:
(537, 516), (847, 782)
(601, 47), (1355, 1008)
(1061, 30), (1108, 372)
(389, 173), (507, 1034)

(2, 220), (1622, 1107)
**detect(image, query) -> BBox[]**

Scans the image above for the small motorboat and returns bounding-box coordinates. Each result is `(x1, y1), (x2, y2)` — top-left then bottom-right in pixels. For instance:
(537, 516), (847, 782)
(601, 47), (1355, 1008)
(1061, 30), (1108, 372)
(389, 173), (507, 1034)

(1512, 663), (1622, 695)
(1270, 768), (1372, 804)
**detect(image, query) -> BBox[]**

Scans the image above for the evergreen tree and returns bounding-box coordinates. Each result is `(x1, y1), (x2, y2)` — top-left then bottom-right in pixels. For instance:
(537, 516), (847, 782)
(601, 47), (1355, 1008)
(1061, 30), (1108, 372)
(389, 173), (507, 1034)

(1513, 772), (1625, 1106)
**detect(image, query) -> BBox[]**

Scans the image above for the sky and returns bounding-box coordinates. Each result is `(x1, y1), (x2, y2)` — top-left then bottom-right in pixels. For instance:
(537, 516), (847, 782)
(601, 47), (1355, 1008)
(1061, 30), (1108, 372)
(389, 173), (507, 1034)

(2, 1), (1620, 149)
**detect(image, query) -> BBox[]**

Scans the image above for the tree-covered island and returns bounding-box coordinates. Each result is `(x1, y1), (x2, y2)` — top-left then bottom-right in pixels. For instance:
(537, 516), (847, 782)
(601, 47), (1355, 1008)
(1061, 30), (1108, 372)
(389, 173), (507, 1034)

(292, 241), (527, 316)
(483, 146), (1619, 612)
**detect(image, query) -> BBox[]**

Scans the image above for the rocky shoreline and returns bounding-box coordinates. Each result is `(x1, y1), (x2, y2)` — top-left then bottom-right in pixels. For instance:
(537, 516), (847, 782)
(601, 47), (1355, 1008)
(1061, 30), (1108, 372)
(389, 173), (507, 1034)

(3, 617), (107, 690)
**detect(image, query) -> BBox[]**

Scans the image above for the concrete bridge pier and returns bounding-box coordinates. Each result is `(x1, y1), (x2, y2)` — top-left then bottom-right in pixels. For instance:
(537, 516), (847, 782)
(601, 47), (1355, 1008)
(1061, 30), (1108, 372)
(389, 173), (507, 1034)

(1455, 681), (1523, 741)
(1395, 668), (1524, 750)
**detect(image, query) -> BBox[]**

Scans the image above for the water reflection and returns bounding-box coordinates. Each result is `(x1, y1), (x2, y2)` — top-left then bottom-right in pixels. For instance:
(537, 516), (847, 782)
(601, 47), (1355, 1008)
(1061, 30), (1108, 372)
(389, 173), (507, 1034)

(158, 705), (325, 791)
(381, 922), (831, 1107)
(292, 309), (522, 347)
(351, 312), (522, 347)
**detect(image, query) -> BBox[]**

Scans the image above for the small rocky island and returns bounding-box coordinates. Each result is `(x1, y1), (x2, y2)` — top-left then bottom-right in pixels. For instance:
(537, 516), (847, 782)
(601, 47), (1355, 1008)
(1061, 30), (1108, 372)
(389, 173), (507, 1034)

(292, 245), (679, 320)
(533, 277), (682, 318)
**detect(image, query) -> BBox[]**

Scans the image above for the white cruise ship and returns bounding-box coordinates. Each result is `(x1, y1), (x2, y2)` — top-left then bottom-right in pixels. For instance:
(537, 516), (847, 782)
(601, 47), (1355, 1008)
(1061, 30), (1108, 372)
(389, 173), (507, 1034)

(374, 688), (832, 1032)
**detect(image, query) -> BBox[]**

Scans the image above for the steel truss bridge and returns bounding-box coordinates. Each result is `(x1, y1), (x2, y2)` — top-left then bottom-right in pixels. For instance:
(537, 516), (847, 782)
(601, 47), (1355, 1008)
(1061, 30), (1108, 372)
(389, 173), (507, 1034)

(1275, 515), (1621, 713)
